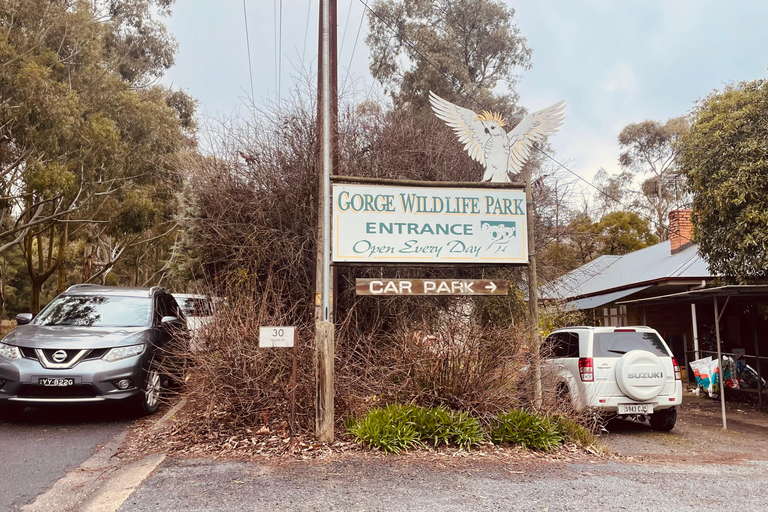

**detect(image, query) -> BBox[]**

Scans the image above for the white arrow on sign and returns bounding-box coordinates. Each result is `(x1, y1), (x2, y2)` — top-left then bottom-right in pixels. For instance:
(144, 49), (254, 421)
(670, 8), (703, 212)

(485, 282), (497, 293)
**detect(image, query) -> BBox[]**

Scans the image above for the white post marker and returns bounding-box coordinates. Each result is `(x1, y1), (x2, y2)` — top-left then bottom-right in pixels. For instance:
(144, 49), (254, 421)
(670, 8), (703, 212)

(259, 326), (295, 348)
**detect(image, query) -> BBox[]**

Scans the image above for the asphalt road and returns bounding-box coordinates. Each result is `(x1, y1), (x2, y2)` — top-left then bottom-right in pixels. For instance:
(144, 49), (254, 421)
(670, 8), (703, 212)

(0, 405), (134, 511)
(118, 457), (768, 512)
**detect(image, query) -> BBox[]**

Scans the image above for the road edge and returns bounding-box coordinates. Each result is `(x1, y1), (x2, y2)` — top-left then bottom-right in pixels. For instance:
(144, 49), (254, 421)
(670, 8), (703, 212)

(21, 400), (184, 512)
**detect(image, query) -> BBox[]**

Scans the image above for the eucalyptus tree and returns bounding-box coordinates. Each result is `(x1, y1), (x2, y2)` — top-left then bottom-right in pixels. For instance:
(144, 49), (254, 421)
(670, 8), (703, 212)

(679, 79), (768, 283)
(366, 0), (532, 118)
(0, 0), (195, 312)
(617, 117), (689, 240)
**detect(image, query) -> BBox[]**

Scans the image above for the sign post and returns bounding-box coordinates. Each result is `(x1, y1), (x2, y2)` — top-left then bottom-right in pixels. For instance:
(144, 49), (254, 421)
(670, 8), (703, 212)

(259, 327), (298, 433)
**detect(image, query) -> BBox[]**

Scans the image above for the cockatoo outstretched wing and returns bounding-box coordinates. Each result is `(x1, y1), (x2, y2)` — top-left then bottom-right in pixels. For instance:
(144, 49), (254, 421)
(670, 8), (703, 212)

(429, 91), (490, 167)
(506, 100), (565, 173)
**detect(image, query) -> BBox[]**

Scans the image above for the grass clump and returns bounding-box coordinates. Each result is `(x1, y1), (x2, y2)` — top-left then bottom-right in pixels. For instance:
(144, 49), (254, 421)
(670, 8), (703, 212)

(490, 409), (565, 451)
(551, 415), (597, 448)
(348, 404), (422, 454)
(348, 404), (485, 453)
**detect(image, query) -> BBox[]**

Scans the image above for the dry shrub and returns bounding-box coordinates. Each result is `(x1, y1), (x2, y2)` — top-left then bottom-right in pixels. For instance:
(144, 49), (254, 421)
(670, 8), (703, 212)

(173, 89), (584, 438)
(180, 281), (315, 431)
(345, 318), (529, 417)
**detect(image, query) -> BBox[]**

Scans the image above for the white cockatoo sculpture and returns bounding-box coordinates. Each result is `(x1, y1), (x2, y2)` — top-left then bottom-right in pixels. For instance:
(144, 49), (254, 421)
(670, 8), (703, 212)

(429, 91), (565, 182)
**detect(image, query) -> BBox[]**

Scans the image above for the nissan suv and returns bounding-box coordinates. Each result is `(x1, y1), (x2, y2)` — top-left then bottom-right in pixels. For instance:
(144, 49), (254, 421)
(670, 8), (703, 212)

(542, 326), (683, 431)
(0, 285), (186, 418)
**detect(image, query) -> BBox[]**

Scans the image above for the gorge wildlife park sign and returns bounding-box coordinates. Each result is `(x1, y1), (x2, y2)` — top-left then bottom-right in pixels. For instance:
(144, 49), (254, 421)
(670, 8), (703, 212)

(332, 183), (527, 265)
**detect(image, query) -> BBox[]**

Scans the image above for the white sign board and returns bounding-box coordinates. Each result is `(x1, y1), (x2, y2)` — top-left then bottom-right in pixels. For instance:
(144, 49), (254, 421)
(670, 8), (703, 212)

(259, 326), (295, 348)
(332, 184), (527, 264)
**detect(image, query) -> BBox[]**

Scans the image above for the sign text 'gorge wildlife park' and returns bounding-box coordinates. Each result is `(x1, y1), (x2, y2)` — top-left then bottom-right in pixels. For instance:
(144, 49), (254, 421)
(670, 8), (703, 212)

(332, 184), (527, 264)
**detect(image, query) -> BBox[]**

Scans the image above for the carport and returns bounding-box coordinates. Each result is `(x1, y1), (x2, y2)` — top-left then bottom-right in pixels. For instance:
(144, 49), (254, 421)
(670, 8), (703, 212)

(620, 285), (768, 430)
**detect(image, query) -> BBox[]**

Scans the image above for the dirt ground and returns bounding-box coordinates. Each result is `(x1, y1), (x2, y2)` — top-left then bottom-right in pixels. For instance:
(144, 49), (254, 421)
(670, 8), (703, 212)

(601, 390), (768, 463)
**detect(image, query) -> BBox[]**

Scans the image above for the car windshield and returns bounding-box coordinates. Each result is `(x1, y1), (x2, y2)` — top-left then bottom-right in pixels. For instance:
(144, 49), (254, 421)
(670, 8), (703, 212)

(34, 295), (152, 327)
(592, 331), (669, 358)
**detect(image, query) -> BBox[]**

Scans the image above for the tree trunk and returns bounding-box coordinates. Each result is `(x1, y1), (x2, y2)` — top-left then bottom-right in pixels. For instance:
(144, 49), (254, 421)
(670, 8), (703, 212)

(30, 276), (42, 314)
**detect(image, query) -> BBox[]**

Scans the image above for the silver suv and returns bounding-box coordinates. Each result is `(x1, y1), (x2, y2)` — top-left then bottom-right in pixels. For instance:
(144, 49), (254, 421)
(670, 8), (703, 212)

(0, 285), (186, 418)
(542, 326), (683, 431)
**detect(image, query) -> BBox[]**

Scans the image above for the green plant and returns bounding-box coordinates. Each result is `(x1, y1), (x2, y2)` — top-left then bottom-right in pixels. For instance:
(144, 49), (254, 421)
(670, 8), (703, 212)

(348, 404), (422, 454)
(348, 404), (485, 453)
(551, 416), (597, 448)
(490, 409), (565, 451)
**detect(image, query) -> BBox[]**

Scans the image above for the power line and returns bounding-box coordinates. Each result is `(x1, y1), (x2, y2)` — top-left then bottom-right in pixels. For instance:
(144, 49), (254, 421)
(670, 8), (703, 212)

(344, 5), (366, 89)
(302, 0), (313, 68)
(339, 0), (355, 55)
(241, 0), (255, 102)
(356, 0), (691, 244)
(278, 0), (283, 105)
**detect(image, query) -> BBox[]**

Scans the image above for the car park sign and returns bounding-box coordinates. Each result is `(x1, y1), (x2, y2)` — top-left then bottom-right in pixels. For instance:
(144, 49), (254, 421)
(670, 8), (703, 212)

(332, 184), (528, 264)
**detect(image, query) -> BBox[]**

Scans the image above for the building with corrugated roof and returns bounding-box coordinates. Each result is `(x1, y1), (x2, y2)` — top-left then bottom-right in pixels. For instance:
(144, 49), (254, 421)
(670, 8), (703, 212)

(541, 210), (716, 361)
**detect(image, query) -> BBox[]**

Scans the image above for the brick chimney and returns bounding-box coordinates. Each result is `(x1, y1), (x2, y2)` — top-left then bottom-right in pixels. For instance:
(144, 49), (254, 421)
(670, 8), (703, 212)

(669, 209), (693, 254)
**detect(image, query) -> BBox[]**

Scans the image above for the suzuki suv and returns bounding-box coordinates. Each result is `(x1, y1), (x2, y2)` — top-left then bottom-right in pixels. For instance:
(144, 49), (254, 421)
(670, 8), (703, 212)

(542, 326), (682, 431)
(0, 285), (186, 418)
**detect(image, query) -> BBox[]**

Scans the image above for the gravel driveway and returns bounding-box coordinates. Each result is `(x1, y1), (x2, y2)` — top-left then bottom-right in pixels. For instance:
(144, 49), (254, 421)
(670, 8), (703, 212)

(116, 392), (768, 512)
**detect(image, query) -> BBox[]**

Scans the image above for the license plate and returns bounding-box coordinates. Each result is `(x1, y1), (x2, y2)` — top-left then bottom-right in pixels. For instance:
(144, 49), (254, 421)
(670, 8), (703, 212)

(618, 403), (653, 415)
(38, 378), (75, 387)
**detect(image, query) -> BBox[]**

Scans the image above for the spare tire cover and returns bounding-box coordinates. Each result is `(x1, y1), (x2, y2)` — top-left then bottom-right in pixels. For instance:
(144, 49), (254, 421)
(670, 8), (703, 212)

(615, 350), (667, 401)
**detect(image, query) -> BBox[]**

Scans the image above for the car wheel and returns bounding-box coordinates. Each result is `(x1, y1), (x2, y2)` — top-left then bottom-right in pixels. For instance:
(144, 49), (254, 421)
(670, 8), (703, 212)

(0, 403), (25, 421)
(649, 408), (677, 431)
(135, 357), (166, 416)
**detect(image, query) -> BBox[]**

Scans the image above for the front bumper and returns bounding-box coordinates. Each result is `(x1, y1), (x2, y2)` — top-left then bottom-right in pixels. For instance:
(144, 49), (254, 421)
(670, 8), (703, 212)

(0, 353), (145, 406)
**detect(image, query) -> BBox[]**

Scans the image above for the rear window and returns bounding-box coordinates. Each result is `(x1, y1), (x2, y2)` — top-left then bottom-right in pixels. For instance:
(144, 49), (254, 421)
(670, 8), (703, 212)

(592, 331), (669, 358)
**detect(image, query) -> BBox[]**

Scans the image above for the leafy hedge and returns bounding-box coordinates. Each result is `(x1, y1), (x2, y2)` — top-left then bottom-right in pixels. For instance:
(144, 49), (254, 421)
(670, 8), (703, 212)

(348, 405), (595, 454)
(347, 404), (485, 453)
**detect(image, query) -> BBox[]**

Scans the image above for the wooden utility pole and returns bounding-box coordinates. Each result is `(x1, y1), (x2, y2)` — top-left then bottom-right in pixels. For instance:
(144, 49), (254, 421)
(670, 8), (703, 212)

(523, 166), (542, 408)
(314, 0), (337, 443)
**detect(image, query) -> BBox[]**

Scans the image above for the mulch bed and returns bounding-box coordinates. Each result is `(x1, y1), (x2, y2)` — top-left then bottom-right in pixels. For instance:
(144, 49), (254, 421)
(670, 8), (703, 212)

(120, 396), (611, 467)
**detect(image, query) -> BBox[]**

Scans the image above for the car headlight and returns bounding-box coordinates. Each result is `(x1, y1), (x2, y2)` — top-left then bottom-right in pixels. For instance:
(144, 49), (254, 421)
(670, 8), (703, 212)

(0, 343), (21, 360)
(102, 344), (145, 362)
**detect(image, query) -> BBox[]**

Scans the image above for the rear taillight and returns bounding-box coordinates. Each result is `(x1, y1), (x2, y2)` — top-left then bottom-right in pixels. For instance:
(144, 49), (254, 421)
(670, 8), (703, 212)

(614, 328), (636, 332)
(672, 357), (681, 380)
(578, 357), (594, 382)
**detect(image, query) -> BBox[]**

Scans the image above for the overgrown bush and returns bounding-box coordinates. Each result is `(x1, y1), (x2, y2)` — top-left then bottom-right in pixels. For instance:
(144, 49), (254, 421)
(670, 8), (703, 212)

(171, 92), (585, 438)
(348, 404), (485, 453)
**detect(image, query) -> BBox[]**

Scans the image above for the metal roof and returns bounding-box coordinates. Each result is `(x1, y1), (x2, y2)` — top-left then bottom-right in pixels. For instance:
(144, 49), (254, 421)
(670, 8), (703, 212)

(541, 240), (713, 301)
(619, 285), (768, 306)
(565, 285), (651, 310)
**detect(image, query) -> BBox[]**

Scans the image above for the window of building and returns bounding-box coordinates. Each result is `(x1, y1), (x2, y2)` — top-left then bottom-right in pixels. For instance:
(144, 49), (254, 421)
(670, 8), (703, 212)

(601, 305), (627, 327)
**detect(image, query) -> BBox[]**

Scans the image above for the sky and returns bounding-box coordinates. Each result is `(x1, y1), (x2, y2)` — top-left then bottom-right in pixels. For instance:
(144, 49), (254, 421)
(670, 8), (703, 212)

(161, 1), (768, 192)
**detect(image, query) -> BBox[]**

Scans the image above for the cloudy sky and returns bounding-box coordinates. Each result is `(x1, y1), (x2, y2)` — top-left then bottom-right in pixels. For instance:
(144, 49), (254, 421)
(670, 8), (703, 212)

(161, 1), (768, 189)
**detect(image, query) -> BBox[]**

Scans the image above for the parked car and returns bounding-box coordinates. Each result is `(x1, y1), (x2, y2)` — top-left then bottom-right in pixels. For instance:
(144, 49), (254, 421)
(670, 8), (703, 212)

(542, 326), (683, 431)
(0, 285), (186, 419)
(172, 293), (214, 351)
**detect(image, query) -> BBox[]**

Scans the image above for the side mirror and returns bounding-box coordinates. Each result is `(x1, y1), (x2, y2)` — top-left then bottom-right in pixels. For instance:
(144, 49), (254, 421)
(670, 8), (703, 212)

(161, 315), (180, 326)
(16, 313), (33, 325)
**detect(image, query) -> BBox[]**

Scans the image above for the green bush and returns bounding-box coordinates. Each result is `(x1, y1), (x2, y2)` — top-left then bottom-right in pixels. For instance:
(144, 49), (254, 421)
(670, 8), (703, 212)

(348, 404), (485, 453)
(551, 415), (597, 448)
(348, 404), (422, 454)
(490, 409), (565, 451)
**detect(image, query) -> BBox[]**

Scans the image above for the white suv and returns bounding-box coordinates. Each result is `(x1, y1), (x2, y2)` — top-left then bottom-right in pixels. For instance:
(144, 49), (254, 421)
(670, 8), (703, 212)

(542, 326), (683, 431)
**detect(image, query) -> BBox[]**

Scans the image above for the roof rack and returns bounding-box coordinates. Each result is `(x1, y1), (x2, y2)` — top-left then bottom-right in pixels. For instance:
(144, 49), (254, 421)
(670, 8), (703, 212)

(148, 286), (166, 296)
(65, 284), (101, 292)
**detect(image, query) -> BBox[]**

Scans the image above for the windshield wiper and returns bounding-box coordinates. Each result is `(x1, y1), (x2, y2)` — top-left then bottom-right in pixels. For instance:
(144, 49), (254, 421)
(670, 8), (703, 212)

(607, 349), (627, 354)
